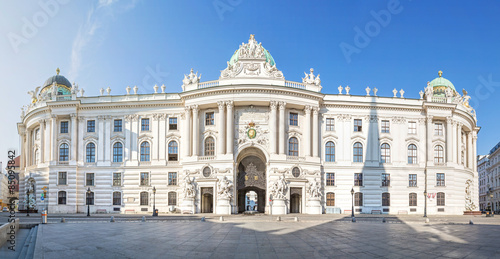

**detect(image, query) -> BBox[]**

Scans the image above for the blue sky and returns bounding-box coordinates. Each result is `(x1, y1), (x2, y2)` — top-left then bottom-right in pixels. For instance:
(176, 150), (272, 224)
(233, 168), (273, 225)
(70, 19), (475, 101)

(1, 0), (500, 165)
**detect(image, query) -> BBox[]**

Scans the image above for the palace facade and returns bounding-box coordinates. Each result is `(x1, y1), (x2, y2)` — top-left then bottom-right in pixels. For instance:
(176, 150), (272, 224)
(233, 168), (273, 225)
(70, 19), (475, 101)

(18, 35), (479, 215)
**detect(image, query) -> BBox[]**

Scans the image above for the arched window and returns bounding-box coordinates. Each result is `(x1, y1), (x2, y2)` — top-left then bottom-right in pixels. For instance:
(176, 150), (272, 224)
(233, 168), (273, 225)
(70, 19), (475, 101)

(325, 141), (335, 162)
(326, 192), (335, 206)
(288, 137), (298, 156)
(408, 144), (417, 164)
(380, 143), (391, 163)
(113, 142), (123, 163)
(434, 145), (444, 164)
(140, 141), (150, 162)
(409, 193), (417, 206)
(113, 192), (121, 205)
(168, 141), (178, 161)
(437, 192), (445, 206)
(204, 137), (215, 156)
(58, 191), (66, 205)
(168, 192), (177, 206)
(353, 142), (363, 162)
(59, 143), (69, 161)
(140, 191), (149, 206)
(86, 143), (96, 163)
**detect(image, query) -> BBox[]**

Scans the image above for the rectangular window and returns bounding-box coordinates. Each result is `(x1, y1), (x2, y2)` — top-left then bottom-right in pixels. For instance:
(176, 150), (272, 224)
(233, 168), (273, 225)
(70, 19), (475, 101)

(87, 120), (95, 132)
(86, 173), (94, 186)
(354, 119), (362, 132)
(437, 192), (445, 206)
(140, 192), (148, 206)
(355, 192), (363, 206)
(140, 172), (149, 186)
(381, 120), (390, 133)
(113, 173), (122, 186)
(326, 193), (335, 206)
(141, 118), (150, 131)
(58, 191), (66, 205)
(435, 123), (443, 136)
(326, 173), (335, 186)
(409, 174), (417, 187)
(382, 173), (390, 187)
(169, 117), (177, 130)
(60, 121), (68, 133)
(382, 193), (390, 206)
(409, 193), (417, 206)
(58, 172), (67, 185)
(205, 112), (215, 126)
(168, 192), (177, 206)
(86, 192), (94, 205)
(436, 173), (445, 186)
(113, 192), (121, 205)
(289, 113), (298, 126)
(168, 172), (177, 186)
(354, 173), (363, 186)
(408, 121), (417, 134)
(114, 119), (122, 132)
(326, 118), (335, 131)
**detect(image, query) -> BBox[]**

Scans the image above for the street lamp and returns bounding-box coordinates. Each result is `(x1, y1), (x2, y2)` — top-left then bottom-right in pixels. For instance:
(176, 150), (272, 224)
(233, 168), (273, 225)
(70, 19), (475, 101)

(423, 190), (427, 218)
(490, 192), (494, 215)
(152, 186), (158, 216)
(350, 187), (355, 219)
(86, 187), (91, 217)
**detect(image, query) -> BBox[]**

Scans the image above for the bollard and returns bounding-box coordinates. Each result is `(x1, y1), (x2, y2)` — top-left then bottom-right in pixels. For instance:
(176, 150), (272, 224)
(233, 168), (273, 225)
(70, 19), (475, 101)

(220, 216), (224, 221)
(61, 217), (65, 223)
(469, 220), (473, 225)
(201, 217), (206, 222)
(276, 216), (281, 221)
(382, 217), (386, 223)
(425, 218), (430, 224)
(294, 217), (299, 222)
(352, 217), (356, 222)
(110, 216), (115, 222)
(41, 210), (47, 224)
(142, 216), (146, 222)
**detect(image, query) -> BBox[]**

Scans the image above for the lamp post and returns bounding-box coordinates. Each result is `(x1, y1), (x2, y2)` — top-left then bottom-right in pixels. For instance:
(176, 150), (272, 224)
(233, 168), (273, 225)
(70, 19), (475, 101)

(490, 192), (494, 215)
(152, 186), (157, 216)
(423, 190), (427, 218)
(350, 187), (355, 219)
(26, 190), (30, 217)
(86, 187), (91, 217)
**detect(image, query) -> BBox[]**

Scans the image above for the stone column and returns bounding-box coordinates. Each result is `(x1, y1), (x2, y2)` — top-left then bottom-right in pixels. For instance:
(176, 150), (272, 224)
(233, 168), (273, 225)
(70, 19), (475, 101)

(452, 120), (457, 164)
(70, 114), (78, 161)
(457, 123), (462, 164)
(312, 106), (319, 157)
(159, 114), (167, 161)
(279, 102), (286, 155)
(152, 114), (159, 161)
(39, 119), (45, 163)
(473, 133), (478, 171)
(226, 101), (234, 155)
(446, 117), (453, 164)
(468, 132), (473, 169)
(98, 116), (105, 162)
(269, 101), (277, 154)
(51, 115), (57, 161)
(182, 107), (191, 157)
(20, 129), (25, 169)
(192, 105), (199, 156)
(426, 115), (433, 164)
(217, 101), (226, 155)
(303, 106), (311, 157)
(131, 116), (139, 161)
(124, 115), (131, 162)
(26, 129), (31, 166)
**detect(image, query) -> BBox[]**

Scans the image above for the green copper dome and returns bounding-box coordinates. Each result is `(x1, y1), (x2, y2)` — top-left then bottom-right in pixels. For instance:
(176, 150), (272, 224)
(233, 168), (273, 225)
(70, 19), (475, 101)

(39, 68), (72, 96)
(228, 35), (276, 67)
(429, 70), (456, 96)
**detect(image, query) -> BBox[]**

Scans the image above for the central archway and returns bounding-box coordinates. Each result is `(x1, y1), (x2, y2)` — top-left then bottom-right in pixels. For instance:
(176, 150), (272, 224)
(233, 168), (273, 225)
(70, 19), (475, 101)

(236, 147), (267, 213)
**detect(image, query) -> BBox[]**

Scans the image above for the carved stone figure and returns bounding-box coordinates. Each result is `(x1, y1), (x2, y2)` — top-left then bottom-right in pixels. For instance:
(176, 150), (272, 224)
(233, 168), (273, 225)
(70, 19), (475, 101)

(308, 178), (321, 198)
(302, 68), (321, 86)
(271, 175), (287, 200)
(217, 176), (233, 199)
(465, 179), (476, 211)
(27, 86), (41, 103)
(183, 176), (196, 198)
(182, 68), (202, 86)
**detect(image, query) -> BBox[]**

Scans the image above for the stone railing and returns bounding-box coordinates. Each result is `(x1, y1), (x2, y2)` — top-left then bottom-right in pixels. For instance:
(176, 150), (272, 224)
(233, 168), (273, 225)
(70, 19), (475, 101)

(286, 156), (305, 162)
(431, 96), (447, 103)
(198, 80), (220, 89)
(198, 156), (215, 161)
(284, 81), (306, 89)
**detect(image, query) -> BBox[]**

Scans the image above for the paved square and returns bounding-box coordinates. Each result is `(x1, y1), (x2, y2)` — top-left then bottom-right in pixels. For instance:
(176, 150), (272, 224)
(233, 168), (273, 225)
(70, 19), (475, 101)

(24, 219), (500, 258)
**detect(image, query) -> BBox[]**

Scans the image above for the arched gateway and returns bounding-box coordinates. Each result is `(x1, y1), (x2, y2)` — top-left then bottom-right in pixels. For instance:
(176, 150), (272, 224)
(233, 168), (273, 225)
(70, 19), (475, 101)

(236, 147), (267, 213)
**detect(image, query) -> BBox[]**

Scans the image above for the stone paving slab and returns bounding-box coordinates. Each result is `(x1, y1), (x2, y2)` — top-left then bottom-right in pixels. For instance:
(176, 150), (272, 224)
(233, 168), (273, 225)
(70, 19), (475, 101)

(0, 219), (497, 258)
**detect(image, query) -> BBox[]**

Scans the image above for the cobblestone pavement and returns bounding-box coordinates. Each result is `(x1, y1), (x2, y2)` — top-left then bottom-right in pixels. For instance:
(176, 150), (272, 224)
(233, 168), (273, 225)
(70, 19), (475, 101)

(4, 217), (498, 258)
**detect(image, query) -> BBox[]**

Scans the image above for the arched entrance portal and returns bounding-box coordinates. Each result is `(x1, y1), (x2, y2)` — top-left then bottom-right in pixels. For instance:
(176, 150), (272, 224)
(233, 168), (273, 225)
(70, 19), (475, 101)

(237, 148), (267, 213)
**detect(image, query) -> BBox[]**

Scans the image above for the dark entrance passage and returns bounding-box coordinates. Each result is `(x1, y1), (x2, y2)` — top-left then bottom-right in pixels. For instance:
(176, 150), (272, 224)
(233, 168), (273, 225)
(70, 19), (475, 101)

(290, 187), (302, 213)
(236, 148), (267, 214)
(201, 187), (213, 213)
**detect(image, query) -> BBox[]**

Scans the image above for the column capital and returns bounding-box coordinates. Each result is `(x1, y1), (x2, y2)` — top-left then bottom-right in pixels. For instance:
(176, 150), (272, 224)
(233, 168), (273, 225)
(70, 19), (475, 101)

(38, 119), (45, 125)
(279, 101), (286, 110)
(217, 101), (225, 110)
(304, 105), (311, 113)
(446, 116), (453, 123)
(191, 105), (199, 113)
(70, 113), (77, 118)
(225, 100), (234, 108)
(270, 101), (277, 110)
(312, 106), (319, 115)
(153, 113), (161, 121)
(51, 114), (57, 119)
(426, 115), (433, 123)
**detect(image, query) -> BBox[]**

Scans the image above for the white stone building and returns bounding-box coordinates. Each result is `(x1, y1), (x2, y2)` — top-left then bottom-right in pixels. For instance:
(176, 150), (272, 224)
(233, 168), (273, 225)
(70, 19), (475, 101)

(18, 35), (479, 215)
(479, 142), (500, 213)
(478, 155), (489, 211)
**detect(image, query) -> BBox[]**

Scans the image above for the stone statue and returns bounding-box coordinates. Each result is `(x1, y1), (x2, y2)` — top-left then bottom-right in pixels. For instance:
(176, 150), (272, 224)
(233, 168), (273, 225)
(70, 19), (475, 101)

(308, 178), (321, 198)
(27, 86), (41, 103)
(183, 176), (196, 198)
(271, 175), (287, 200)
(462, 88), (471, 108)
(217, 176), (233, 199)
(465, 179), (476, 211)
(425, 82), (433, 98)
(302, 68), (321, 86)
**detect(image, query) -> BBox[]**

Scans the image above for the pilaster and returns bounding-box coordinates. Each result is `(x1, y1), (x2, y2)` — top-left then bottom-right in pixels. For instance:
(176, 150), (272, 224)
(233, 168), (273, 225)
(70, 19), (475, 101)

(217, 101), (226, 155)
(226, 100), (234, 155)
(278, 101), (286, 155)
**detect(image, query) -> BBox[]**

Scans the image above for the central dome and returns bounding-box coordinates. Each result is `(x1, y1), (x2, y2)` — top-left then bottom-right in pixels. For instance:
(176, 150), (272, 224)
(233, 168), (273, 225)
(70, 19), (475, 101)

(228, 35), (276, 67)
(39, 68), (72, 96)
(429, 70), (456, 96)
